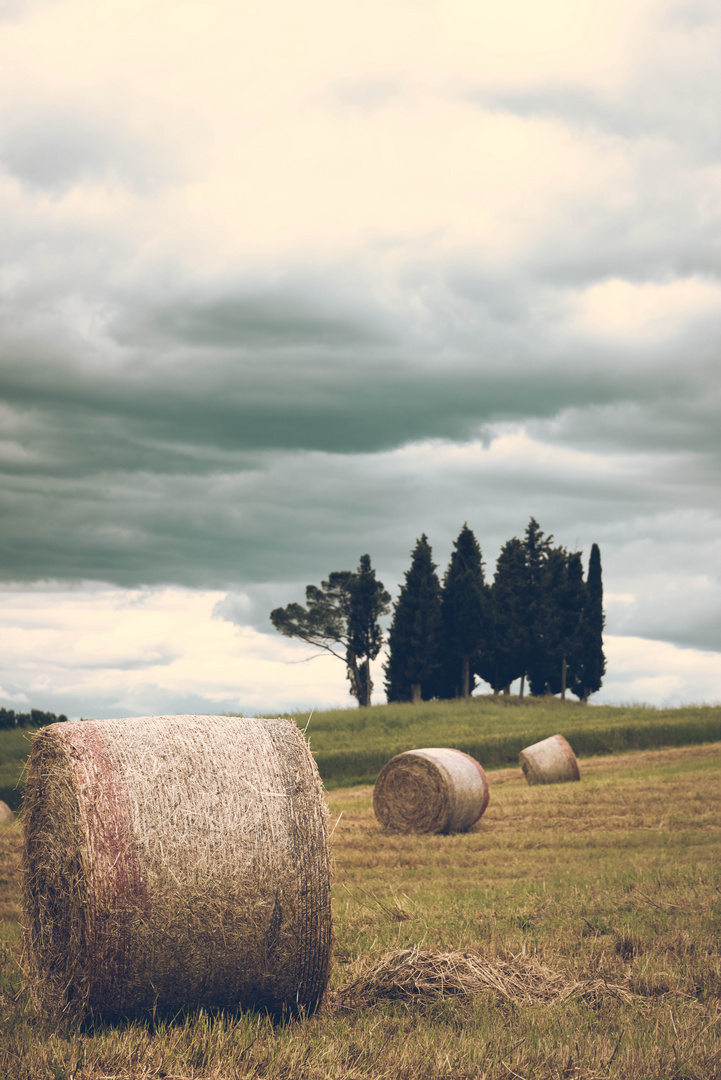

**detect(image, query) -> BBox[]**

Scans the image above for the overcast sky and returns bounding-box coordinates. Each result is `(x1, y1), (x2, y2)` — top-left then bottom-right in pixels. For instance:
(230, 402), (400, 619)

(0, 0), (719, 719)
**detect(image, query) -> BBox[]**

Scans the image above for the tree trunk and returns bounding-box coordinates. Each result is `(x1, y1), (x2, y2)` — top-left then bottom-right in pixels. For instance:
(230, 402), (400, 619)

(561, 656), (567, 700)
(346, 649), (363, 706)
(502, 684), (511, 695)
(363, 657), (372, 707)
(411, 682), (422, 704)
(519, 673), (525, 700)
(461, 655), (470, 699)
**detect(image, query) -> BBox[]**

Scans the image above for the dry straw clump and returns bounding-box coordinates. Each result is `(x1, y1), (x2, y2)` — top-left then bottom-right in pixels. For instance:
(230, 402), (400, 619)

(373, 748), (489, 834)
(0, 800), (14, 824)
(330, 947), (634, 1009)
(22, 715), (332, 1022)
(519, 733), (580, 786)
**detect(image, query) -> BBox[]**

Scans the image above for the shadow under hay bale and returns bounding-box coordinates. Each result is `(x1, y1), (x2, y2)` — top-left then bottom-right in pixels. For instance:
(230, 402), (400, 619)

(519, 733), (580, 785)
(22, 715), (332, 1023)
(373, 748), (489, 833)
(0, 800), (14, 824)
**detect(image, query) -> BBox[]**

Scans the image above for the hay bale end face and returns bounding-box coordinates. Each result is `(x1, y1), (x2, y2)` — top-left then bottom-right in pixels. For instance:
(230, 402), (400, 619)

(0, 800), (14, 824)
(519, 734), (580, 785)
(373, 748), (489, 834)
(22, 715), (332, 1022)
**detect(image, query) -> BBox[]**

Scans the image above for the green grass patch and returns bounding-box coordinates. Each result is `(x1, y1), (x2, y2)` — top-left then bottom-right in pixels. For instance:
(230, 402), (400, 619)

(2, 701), (721, 805)
(0, 728), (35, 812)
(296, 696), (721, 785)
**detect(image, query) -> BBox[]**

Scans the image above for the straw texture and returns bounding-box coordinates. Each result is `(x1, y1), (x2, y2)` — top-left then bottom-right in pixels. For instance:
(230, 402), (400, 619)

(22, 715), (332, 1022)
(330, 947), (633, 1009)
(519, 733), (580, 785)
(373, 748), (489, 833)
(0, 800), (14, 824)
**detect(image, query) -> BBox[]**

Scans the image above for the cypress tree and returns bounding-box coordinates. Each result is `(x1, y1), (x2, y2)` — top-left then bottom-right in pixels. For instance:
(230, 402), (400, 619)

(475, 536), (527, 694)
(559, 551), (585, 698)
(348, 555), (392, 707)
(522, 517), (553, 697)
(384, 535), (443, 703)
(571, 543), (606, 702)
(527, 544), (567, 696)
(439, 525), (489, 699)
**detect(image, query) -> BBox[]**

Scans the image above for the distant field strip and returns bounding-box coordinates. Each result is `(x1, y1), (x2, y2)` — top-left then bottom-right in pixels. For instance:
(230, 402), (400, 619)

(305, 698), (721, 786)
(1, 701), (720, 806)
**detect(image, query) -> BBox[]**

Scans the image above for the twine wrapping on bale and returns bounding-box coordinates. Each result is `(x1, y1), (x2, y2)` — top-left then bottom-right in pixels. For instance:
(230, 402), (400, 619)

(22, 715), (332, 1022)
(519, 733), (580, 785)
(373, 748), (489, 833)
(0, 800), (14, 824)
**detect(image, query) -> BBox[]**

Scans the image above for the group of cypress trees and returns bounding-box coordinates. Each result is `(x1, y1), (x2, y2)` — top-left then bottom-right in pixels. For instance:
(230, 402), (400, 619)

(270, 517), (605, 706)
(384, 518), (605, 704)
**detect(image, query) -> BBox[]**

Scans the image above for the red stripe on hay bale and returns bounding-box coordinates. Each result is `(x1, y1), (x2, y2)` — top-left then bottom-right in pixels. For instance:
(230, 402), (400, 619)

(22, 715), (332, 1022)
(56, 722), (152, 1013)
(373, 748), (490, 833)
(518, 733), (580, 785)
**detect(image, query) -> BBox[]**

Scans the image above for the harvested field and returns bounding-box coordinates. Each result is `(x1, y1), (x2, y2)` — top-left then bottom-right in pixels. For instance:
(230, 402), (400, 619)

(1, 740), (720, 1079)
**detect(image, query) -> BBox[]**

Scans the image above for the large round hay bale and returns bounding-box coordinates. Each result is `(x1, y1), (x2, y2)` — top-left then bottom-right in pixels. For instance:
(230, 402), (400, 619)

(0, 800), (14, 824)
(373, 748), (489, 834)
(518, 734), (580, 785)
(22, 715), (332, 1022)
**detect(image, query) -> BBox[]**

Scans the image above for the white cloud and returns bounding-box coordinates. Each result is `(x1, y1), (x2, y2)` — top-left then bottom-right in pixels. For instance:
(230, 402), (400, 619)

(567, 276), (721, 341)
(599, 635), (721, 706)
(0, 584), (360, 717)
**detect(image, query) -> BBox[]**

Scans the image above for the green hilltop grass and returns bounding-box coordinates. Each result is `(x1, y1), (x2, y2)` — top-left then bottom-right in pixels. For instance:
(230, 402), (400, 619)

(1, 699), (720, 808)
(280, 696), (721, 787)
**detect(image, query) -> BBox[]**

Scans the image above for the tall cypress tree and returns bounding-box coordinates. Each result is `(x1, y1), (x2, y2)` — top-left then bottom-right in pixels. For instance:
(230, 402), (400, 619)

(559, 550), (585, 698)
(384, 535), (443, 703)
(571, 543), (606, 702)
(348, 554), (391, 707)
(523, 517), (553, 697)
(527, 544), (567, 696)
(440, 524), (489, 699)
(482, 536), (527, 693)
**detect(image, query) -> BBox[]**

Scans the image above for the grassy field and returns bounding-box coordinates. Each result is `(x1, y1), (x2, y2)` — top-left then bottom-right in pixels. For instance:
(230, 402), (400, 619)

(1, 741), (720, 1079)
(298, 697), (721, 786)
(2, 701), (720, 805)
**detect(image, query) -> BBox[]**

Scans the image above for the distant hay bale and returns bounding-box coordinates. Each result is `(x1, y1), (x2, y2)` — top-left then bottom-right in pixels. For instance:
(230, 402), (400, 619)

(519, 734), (580, 785)
(22, 715), (332, 1022)
(0, 800), (14, 824)
(373, 748), (489, 834)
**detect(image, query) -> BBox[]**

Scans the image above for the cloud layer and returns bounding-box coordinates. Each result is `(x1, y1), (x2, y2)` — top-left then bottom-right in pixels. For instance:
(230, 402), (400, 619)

(0, 0), (719, 711)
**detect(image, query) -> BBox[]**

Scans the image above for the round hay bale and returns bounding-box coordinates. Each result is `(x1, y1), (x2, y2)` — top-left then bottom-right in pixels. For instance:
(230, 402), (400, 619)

(518, 734), (580, 785)
(22, 715), (332, 1022)
(0, 800), (14, 824)
(373, 748), (489, 834)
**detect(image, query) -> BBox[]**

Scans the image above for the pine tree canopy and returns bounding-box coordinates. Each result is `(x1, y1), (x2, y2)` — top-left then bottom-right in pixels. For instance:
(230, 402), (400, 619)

(270, 555), (390, 707)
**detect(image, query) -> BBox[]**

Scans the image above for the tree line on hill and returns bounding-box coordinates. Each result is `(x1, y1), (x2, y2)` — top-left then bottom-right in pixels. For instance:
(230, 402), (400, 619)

(0, 708), (68, 730)
(270, 517), (605, 707)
